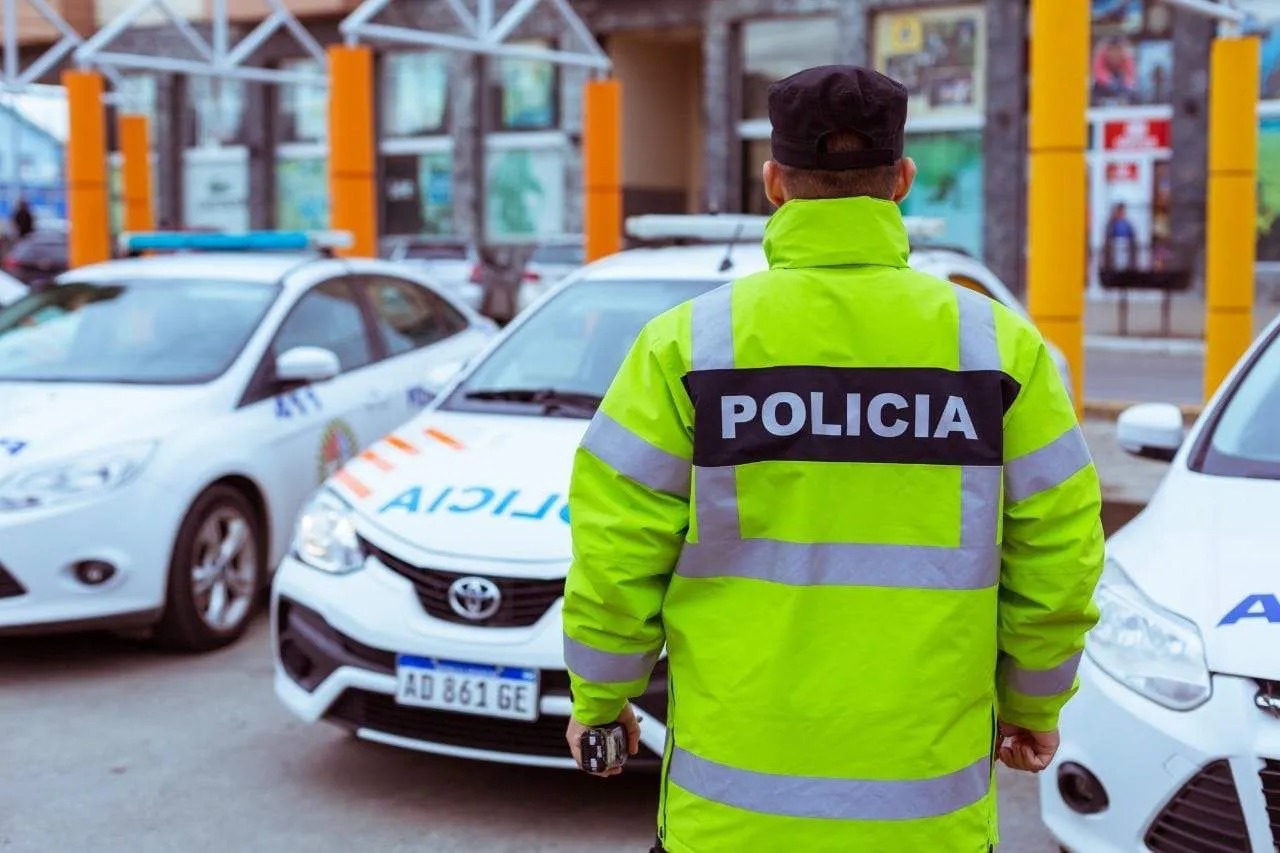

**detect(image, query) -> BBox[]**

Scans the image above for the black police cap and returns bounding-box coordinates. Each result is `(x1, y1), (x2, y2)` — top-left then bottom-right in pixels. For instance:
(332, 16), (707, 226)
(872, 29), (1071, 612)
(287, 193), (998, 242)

(768, 65), (908, 171)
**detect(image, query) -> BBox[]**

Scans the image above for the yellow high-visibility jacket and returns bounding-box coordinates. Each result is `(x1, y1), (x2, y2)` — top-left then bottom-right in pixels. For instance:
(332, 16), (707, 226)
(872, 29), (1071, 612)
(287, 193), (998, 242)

(563, 196), (1104, 852)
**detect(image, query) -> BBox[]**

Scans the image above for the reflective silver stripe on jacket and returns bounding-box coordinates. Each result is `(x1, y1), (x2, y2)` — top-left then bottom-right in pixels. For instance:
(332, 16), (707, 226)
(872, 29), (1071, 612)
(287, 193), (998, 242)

(681, 285), (1002, 590)
(563, 636), (658, 684)
(1004, 426), (1092, 503)
(1001, 652), (1083, 697)
(581, 411), (691, 498)
(669, 747), (992, 820)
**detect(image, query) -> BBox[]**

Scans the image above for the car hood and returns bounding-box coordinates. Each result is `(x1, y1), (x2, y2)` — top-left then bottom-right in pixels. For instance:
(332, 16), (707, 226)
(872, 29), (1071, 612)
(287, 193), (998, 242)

(0, 381), (211, 474)
(1112, 469), (1280, 681)
(341, 410), (589, 572)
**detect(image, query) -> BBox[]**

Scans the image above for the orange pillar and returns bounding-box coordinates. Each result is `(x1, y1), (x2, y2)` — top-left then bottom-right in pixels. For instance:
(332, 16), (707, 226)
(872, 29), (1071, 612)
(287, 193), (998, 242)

(583, 79), (622, 263)
(64, 70), (111, 267)
(1026, 0), (1090, 411)
(118, 114), (155, 233)
(1204, 36), (1261, 397)
(328, 45), (376, 258)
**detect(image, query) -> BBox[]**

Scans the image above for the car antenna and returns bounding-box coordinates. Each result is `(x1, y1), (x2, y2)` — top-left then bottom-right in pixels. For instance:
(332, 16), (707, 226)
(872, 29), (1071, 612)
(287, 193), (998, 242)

(718, 220), (747, 273)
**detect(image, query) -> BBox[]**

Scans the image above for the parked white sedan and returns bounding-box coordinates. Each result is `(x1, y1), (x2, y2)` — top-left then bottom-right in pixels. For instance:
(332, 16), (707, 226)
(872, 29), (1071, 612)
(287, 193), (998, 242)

(0, 233), (494, 650)
(1042, 315), (1280, 851)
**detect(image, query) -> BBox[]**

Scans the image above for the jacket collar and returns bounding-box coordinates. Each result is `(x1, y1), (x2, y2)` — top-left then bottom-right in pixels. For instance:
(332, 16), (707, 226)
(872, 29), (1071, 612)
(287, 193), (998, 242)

(762, 197), (910, 271)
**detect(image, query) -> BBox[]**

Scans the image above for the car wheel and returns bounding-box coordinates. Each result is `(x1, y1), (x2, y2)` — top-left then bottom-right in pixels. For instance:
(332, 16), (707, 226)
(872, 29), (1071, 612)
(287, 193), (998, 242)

(155, 485), (263, 652)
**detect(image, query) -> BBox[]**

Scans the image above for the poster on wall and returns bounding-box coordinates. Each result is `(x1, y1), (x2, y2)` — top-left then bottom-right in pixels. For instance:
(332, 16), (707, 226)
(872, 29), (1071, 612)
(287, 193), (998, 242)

(419, 152), (454, 235)
(382, 153), (454, 237)
(898, 131), (983, 257)
(872, 5), (986, 120)
(485, 147), (564, 239)
(1089, 117), (1172, 275)
(498, 52), (556, 130)
(183, 148), (249, 232)
(1091, 0), (1173, 107)
(276, 156), (329, 231)
(383, 52), (449, 138)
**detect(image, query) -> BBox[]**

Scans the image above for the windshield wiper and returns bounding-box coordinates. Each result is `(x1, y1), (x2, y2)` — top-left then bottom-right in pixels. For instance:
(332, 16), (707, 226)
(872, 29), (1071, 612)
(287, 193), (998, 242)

(463, 387), (603, 413)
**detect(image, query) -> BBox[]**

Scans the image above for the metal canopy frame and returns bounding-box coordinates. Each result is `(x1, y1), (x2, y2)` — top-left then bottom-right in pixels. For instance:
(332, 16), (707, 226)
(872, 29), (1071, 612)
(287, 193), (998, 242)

(341, 0), (611, 71)
(1, 0), (123, 95)
(75, 0), (327, 86)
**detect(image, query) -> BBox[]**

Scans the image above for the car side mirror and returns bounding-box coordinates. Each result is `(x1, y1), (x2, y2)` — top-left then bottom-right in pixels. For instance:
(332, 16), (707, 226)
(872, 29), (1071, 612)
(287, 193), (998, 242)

(276, 346), (341, 385)
(1117, 403), (1183, 462)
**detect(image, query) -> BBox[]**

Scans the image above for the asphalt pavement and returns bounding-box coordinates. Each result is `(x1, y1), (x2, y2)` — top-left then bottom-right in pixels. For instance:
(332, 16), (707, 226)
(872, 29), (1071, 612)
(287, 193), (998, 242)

(1085, 344), (1204, 406)
(0, 620), (1057, 852)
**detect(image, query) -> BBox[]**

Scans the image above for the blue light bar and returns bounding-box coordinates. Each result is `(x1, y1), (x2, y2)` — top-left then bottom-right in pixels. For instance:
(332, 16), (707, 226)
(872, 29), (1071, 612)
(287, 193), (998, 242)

(118, 230), (353, 255)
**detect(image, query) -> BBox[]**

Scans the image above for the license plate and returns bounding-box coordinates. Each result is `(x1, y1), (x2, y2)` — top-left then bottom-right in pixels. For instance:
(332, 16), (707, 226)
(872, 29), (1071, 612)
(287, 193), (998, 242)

(394, 655), (540, 721)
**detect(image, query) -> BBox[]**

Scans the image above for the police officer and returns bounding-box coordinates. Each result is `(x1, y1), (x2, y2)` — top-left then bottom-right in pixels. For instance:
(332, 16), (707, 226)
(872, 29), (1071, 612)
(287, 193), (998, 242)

(563, 65), (1104, 852)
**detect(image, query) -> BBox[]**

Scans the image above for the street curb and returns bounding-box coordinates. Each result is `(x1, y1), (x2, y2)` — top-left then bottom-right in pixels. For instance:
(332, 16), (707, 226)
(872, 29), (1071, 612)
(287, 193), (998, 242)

(1085, 335), (1204, 356)
(1084, 400), (1204, 421)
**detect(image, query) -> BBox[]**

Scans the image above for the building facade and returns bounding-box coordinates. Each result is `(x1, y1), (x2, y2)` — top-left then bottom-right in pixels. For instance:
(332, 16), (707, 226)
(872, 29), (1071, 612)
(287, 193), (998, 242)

(11, 0), (1280, 293)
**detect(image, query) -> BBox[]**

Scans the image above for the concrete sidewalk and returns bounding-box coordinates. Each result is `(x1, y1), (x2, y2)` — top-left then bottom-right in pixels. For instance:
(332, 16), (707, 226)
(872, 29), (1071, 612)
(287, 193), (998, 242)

(1085, 293), (1280, 341)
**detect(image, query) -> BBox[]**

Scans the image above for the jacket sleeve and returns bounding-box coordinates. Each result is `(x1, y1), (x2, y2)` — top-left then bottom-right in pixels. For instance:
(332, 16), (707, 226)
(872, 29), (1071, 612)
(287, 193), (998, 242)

(998, 338), (1105, 733)
(563, 318), (693, 726)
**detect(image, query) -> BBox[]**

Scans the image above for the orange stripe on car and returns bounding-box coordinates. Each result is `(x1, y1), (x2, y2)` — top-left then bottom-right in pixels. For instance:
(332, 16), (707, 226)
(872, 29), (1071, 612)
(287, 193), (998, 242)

(360, 450), (394, 472)
(385, 435), (419, 456)
(334, 470), (371, 499)
(423, 428), (465, 451)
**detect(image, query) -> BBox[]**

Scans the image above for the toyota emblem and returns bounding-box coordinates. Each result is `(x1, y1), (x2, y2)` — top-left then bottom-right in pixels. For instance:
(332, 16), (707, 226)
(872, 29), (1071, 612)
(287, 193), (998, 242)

(448, 576), (502, 621)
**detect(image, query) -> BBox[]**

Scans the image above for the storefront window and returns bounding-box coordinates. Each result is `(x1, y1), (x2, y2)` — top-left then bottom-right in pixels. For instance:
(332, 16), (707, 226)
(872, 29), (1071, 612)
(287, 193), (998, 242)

(1089, 0), (1173, 108)
(489, 42), (558, 131)
(278, 58), (326, 144)
(383, 152), (455, 237)
(382, 51), (449, 138)
(486, 146), (564, 238)
(1260, 117), (1280, 263)
(188, 76), (246, 146)
(116, 74), (158, 125)
(872, 5), (986, 122)
(276, 156), (329, 231)
(741, 17), (839, 120)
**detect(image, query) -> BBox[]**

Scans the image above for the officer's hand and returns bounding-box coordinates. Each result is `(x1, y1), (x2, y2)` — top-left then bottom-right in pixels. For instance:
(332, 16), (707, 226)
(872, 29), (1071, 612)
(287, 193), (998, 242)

(566, 705), (641, 778)
(996, 721), (1059, 773)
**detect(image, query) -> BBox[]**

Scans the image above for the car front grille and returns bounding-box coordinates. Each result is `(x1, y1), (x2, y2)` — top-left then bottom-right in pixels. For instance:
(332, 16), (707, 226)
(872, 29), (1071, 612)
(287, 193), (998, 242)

(1144, 760), (1253, 852)
(0, 564), (26, 599)
(1260, 759), (1280, 848)
(327, 688), (573, 758)
(363, 539), (564, 628)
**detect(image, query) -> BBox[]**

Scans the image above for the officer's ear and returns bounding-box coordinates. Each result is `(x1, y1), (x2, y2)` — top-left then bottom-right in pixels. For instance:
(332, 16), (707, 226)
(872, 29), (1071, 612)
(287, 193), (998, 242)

(892, 157), (917, 204)
(762, 160), (787, 207)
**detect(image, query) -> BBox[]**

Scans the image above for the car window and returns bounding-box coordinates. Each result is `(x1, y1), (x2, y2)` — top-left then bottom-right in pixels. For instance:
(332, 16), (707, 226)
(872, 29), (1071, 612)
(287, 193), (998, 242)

(1198, 330), (1280, 479)
(948, 273), (993, 299)
(275, 279), (374, 372)
(361, 276), (467, 356)
(0, 278), (278, 384)
(447, 279), (721, 415)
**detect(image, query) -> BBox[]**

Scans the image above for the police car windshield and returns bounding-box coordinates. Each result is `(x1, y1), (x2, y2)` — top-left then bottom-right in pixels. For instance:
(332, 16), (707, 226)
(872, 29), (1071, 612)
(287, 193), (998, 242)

(1198, 330), (1280, 479)
(0, 279), (279, 384)
(446, 278), (723, 417)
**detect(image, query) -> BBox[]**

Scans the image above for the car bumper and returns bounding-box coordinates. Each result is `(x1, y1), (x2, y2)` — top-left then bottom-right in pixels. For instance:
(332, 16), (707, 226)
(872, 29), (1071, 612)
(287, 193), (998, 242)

(0, 478), (180, 633)
(272, 554), (668, 769)
(1041, 654), (1280, 852)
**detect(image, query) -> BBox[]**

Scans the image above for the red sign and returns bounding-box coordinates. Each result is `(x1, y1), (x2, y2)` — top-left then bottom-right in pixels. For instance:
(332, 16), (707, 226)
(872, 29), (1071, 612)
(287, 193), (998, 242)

(1103, 118), (1172, 152)
(1106, 162), (1141, 183)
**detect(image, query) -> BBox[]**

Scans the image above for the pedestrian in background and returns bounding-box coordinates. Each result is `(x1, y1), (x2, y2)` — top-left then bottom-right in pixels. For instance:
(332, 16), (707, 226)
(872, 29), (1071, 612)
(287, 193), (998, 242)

(11, 197), (34, 240)
(562, 65), (1104, 852)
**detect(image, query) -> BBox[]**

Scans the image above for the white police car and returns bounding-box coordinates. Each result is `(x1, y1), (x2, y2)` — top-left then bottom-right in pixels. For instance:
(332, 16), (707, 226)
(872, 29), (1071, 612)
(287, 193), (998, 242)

(0, 232), (494, 650)
(271, 215), (1074, 767)
(1042, 315), (1280, 852)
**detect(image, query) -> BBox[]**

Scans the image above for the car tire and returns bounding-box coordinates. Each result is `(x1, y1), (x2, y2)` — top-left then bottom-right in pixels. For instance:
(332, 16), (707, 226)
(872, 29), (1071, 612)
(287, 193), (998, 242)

(155, 485), (264, 652)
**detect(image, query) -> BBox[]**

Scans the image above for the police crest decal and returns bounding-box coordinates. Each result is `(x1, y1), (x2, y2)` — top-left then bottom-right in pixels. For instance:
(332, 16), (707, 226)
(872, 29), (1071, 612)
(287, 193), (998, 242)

(317, 420), (359, 483)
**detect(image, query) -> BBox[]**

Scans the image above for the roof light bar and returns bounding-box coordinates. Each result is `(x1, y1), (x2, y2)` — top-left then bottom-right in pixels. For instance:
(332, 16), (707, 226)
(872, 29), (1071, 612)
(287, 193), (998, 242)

(625, 215), (769, 244)
(118, 231), (354, 255)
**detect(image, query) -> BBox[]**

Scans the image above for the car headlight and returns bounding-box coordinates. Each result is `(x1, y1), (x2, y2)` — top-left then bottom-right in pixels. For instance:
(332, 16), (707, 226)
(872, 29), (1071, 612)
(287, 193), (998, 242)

(293, 489), (366, 575)
(0, 440), (156, 511)
(1087, 557), (1212, 710)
